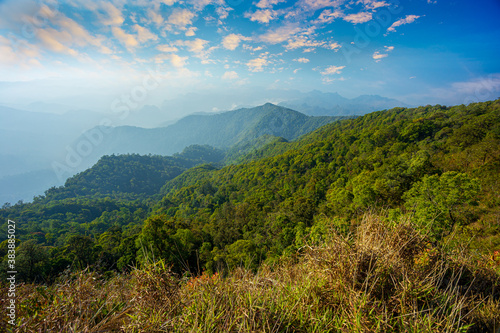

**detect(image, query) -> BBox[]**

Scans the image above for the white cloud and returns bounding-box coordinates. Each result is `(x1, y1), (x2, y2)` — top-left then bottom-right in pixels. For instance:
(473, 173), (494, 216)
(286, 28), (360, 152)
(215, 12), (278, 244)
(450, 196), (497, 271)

(188, 0), (213, 11)
(247, 56), (268, 72)
(343, 12), (372, 24)
(111, 27), (138, 50)
(326, 42), (341, 51)
(133, 24), (158, 43)
(256, 0), (286, 8)
(357, 0), (390, 10)
(0, 35), (41, 68)
(294, 57), (310, 63)
(37, 28), (78, 56)
(10, 6), (112, 57)
(372, 51), (388, 61)
(222, 71), (239, 80)
(56, 16), (112, 54)
(387, 15), (421, 32)
(181, 38), (209, 54)
(322, 76), (345, 84)
(100, 3), (124, 26)
(175, 38), (213, 61)
(148, 9), (164, 27)
(260, 24), (301, 44)
(321, 65), (345, 75)
(168, 8), (195, 29)
(298, 0), (347, 12)
(286, 36), (324, 50)
(167, 53), (188, 67)
(315, 9), (343, 24)
(216, 6), (232, 20)
(222, 34), (252, 50)
(245, 9), (278, 23)
(372, 46), (393, 62)
(407, 74), (500, 105)
(157, 45), (179, 52)
(185, 27), (197, 36)
(451, 75), (500, 96)
(243, 44), (264, 52)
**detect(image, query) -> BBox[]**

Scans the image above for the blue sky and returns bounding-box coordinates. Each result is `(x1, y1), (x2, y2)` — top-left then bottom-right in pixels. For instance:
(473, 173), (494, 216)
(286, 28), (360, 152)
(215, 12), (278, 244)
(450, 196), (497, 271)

(0, 0), (499, 110)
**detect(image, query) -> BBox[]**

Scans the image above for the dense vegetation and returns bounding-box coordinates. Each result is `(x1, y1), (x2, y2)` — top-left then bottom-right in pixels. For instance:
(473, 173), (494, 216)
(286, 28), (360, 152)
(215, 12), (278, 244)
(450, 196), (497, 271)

(0, 145), (224, 279)
(1, 100), (500, 331)
(4, 215), (499, 332)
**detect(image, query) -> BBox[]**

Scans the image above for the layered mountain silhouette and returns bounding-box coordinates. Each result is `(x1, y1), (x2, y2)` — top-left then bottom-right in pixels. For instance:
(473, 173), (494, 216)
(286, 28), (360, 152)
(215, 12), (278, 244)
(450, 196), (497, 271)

(74, 103), (344, 167)
(1, 103), (345, 204)
(279, 90), (406, 116)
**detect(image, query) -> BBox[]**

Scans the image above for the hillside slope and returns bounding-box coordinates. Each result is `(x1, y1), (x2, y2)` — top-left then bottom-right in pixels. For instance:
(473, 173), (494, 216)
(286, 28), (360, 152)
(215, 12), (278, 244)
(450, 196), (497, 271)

(43, 145), (224, 201)
(147, 99), (500, 271)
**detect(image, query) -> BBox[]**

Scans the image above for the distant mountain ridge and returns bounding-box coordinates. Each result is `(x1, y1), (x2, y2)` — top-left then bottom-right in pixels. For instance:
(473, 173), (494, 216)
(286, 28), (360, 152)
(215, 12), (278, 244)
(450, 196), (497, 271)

(0, 92), (399, 204)
(0, 102), (346, 204)
(278, 90), (407, 116)
(74, 103), (346, 170)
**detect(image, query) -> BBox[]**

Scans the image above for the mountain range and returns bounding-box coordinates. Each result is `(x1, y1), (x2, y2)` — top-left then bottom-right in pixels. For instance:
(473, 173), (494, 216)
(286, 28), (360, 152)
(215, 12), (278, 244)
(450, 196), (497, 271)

(72, 103), (344, 166)
(2, 98), (498, 284)
(279, 90), (407, 116)
(0, 90), (407, 204)
(0, 103), (344, 204)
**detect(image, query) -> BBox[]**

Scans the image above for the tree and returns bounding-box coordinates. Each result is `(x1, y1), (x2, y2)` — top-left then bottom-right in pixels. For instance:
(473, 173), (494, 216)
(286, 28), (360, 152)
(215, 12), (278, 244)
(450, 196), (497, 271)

(137, 215), (199, 272)
(225, 239), (259, 271)
(404, 171), (480, 240)
(65, 235), (95, 269)
(16, 240), (47, 282)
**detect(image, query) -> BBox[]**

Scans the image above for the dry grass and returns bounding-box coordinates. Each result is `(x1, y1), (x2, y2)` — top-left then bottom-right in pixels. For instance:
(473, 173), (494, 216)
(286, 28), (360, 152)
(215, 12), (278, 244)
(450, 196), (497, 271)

(2, 214), (499, 332)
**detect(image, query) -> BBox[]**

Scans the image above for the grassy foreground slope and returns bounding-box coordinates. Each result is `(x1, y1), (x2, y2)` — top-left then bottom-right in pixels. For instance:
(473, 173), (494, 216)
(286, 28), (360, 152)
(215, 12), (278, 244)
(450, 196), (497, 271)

(5, 214), (500, 332)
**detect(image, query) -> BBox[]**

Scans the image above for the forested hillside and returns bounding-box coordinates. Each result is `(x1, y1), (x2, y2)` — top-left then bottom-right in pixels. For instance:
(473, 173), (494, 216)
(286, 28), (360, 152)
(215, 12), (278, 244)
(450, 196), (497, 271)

(2, 99), (500, 277)
(142, 100), (500, 272)
(0, 145), (224, 278)
(1, 100), (500, 332)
